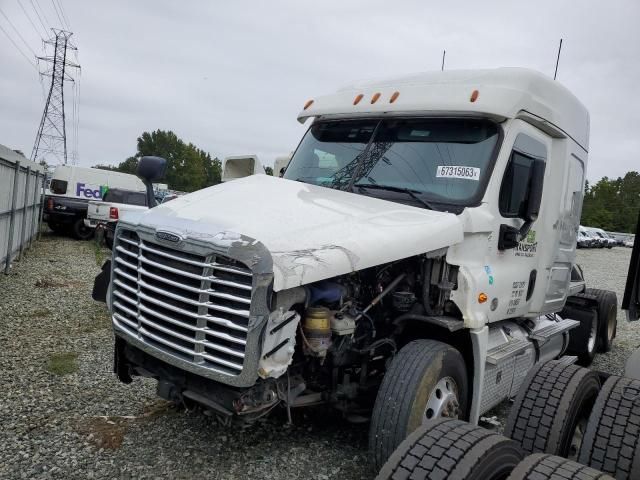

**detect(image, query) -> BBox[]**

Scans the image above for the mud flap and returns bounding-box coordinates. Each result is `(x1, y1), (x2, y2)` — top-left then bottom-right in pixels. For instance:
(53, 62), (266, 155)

(114, 336), (133, 384)
(92, 260), (111, 302)
(622, 210), (639, 322)
(621, 211), (639, 378)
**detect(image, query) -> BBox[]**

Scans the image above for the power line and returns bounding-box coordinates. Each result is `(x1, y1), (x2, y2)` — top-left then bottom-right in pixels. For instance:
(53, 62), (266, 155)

(17, 0), (46, 40)
(29, 0), (48, 35)
(0, 21), (38, 71)
(50, 0), (65, 29)
(53, 0), (70, 30)
(0, 6), (38, 56)
(33, 0), (51, 29)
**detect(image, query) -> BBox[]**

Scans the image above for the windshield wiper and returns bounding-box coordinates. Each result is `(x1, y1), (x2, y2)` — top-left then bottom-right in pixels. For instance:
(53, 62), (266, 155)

(356, 184), (438, 211)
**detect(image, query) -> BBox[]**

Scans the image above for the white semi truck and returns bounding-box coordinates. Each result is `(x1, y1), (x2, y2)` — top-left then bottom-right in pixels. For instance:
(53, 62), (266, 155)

(93, 68), (620, 469)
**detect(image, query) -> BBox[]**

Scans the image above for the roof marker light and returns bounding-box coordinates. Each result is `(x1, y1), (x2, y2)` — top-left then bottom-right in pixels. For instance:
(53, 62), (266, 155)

(371, 92), (381, 104)
(470, 90), (479, 102)
(353, 94), (364, 105)
(389, 91), (400, 103)
(303, 99), (314, 110)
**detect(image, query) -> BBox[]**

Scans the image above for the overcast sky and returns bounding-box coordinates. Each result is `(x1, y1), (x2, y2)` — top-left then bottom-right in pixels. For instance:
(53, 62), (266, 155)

(1, 0), (639, 181)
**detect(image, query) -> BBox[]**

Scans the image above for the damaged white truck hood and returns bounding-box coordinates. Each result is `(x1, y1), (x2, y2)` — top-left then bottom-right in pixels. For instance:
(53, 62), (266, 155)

(130, 175), (464, 291)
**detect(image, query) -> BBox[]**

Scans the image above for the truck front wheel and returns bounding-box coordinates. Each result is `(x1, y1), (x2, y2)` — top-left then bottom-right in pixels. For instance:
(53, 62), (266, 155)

(368, 339), (468, 471)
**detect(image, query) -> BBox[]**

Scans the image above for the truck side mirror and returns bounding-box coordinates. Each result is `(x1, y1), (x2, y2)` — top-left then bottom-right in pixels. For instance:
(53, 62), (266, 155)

(136, 156), (167, 208)
(524, 158), (546, 222)
(498, 158), (546, 251)
(137, 156), (167, 182)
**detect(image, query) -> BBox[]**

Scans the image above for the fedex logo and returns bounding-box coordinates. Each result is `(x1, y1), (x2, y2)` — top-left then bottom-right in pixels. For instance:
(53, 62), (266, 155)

(76, 183), (109, 199)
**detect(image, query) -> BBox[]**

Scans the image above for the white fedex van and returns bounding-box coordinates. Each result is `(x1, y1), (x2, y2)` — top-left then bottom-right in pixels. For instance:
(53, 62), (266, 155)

(44, 165), (145, 239)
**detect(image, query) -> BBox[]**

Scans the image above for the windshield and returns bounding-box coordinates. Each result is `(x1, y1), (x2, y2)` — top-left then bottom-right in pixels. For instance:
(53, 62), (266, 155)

(284, 118), (500, 206)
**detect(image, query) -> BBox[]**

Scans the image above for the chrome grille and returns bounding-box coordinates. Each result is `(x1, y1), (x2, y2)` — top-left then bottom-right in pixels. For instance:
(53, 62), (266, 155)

(111, 229), (253, 376)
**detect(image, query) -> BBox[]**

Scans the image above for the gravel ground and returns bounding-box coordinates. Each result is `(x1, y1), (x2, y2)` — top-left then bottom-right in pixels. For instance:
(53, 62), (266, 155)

(0, 231), (636, 479)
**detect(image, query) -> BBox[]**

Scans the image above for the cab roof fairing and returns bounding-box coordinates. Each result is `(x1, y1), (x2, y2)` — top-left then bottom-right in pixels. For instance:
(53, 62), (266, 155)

(297, 67), (589, 151)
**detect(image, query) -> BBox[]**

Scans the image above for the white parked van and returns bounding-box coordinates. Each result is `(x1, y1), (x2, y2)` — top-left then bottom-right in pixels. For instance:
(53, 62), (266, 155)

(44, 165), (145, 239)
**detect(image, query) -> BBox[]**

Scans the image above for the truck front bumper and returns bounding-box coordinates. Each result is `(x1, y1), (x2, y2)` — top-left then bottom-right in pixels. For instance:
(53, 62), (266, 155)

(114, 336), (241, 415)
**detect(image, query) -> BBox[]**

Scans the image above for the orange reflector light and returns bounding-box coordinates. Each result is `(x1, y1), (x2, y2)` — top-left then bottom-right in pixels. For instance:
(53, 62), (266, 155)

(389, 91), (400, 103)
(470, 90), (479, 102)
(371, 92), (381, 104)
(353, 94), (364, 105)
(478, 292), (488, 304)
(303, 99), (314, 110)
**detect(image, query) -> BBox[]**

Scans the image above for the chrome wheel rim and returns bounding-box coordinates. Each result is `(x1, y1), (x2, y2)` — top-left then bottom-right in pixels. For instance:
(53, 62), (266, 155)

(423, 377), (460, 423)
(606, 308), (616, 343)
(587, 312), (598, 353)
(568, 417), (587, 461)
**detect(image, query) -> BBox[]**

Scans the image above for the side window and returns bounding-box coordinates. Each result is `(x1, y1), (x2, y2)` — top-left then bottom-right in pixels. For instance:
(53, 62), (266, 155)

(127, 192), (147, 206)
(50, 179), (67, 194)
(499, 133), (547, 218)
(499, 152), (535, 217)
(104, 190), (123, 203)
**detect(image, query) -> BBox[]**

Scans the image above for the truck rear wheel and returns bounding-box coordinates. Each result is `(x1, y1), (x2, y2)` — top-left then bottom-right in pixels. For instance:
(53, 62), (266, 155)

(369, 339), (468, 471)
(504, 360), (600, 459)
(376, 418), (524, 480)
(507, 453), (614, 480)
(584, 288), (617, 353)
(578, 376), (640, 480)
(563, 295), (599, 366)
(72, 218), (93, 240)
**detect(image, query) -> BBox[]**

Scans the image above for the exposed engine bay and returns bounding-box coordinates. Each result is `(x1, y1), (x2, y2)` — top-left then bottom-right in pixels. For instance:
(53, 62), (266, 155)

(238, 254), (462, 420)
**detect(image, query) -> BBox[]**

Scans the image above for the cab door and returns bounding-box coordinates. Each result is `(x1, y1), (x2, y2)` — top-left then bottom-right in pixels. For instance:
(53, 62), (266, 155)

(622, 211), (640, 322)
(486, 126), (552, 320)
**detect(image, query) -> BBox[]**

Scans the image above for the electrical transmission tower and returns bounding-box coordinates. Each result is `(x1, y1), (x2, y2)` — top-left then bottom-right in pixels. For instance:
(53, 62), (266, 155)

(31, 29), (80, 165)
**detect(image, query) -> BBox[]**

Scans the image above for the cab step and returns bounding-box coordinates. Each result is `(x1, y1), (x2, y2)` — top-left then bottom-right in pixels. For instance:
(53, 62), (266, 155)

(486, 338), (530, 365)
(528, 318), (580, 345)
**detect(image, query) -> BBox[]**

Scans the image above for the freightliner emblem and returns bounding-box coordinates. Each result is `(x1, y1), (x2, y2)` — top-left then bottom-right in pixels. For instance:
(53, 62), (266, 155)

(155, 230), (182, 243)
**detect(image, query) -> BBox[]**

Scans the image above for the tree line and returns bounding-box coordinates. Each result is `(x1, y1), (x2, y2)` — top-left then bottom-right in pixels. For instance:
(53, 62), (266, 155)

(93, 130), (223, 192)
(94, 129), (275, 192)
(581, 171), (640, 233)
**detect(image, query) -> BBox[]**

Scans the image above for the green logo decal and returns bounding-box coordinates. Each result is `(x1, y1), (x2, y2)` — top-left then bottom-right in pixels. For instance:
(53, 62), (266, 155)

(526, 230), (536, 244)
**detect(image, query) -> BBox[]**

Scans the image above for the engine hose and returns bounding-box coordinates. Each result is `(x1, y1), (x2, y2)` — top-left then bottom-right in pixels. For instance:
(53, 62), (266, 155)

(356, 273), (406, 321)
(422, 260), (435, 315)
(354, 338), (397, 356)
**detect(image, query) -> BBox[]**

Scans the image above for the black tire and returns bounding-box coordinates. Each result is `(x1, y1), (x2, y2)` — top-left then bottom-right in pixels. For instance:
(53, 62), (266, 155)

(508, 453), (614, 479)
(47, 221), (67, 234)
(505, 360), (600, 459)
(563, 295), (599, 366)
(584, 288), (617, 353)
(376, 418), (524, 480)
(104, 230), (114, 250)
(369, 340), (468, 471)
(578, 376), (640, 479)
(72, 217), (93, 240)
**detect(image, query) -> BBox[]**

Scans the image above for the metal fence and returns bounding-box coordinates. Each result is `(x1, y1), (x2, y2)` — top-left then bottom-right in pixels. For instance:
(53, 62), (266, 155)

(0, 145), (45, 274)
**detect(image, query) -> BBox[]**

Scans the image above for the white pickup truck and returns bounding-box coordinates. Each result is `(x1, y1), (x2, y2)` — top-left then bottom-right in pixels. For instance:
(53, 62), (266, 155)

(86, 188), (148, 248)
